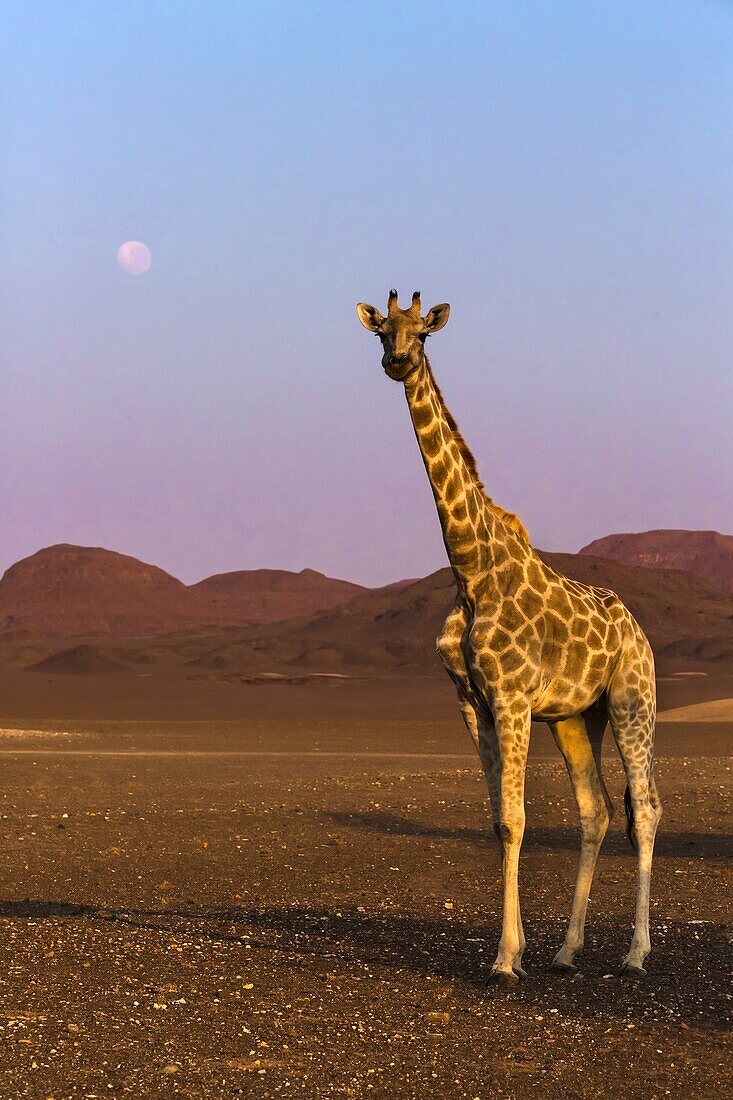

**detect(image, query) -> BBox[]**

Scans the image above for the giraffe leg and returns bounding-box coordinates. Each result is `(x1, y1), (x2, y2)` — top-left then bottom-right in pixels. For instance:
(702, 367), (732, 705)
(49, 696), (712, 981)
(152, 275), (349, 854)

(548, 710), (612, 973)
(608, 647), (662, 977)
(616, 755), (660, 975)
(438, 610), (530, 981)
(514, 893), (528, 979)
(457, 696), (528, 979)
(483, 696), (532, 985)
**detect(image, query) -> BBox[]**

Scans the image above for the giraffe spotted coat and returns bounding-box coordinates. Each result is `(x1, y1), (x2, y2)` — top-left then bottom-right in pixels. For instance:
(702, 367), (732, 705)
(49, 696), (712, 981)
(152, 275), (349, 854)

(357, 289), (662, 983)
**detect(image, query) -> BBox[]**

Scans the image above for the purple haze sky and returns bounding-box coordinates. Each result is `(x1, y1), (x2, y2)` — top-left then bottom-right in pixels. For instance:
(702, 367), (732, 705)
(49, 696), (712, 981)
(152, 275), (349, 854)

(2, 2), (732, 587)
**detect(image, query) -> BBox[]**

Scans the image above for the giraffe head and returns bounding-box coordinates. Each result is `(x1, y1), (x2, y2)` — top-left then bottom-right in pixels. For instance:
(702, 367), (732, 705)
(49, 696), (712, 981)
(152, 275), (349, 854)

(356, 290), (450, 380)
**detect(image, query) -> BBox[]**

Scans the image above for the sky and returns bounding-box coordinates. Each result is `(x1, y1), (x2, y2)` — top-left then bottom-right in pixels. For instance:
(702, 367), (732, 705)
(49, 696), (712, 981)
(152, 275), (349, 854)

(2, 2), (731, 587)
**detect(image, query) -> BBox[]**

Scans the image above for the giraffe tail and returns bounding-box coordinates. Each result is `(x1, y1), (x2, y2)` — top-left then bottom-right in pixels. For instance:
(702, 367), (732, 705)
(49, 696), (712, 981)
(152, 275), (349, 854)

(624, 785), (637, 852)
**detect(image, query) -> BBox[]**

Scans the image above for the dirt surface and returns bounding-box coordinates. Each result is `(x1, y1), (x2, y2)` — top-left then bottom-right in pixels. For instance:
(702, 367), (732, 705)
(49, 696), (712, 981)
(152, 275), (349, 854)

(0, 681), (729, 1098)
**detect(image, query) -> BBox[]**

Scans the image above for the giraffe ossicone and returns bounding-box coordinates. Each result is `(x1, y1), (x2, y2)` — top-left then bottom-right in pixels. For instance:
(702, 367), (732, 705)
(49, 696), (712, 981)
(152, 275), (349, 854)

(357, 290), (662, 982)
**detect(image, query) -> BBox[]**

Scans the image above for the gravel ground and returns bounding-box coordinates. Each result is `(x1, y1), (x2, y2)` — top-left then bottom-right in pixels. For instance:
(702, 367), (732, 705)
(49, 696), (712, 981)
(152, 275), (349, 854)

(0, 728), (729, 1098)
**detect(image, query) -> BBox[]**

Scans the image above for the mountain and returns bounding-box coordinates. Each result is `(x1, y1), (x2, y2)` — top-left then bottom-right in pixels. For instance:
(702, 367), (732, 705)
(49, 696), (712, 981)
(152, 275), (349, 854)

(190, 568), (365, 625)
(0, 545), (368, 638)
(0, 545), (212, 637)
(580, 530), (733, 595)
(3, 542), (732, 670)
(188, 568), (459, 676)
(28, 643), (128, 675)
(185, 551), (733, 676)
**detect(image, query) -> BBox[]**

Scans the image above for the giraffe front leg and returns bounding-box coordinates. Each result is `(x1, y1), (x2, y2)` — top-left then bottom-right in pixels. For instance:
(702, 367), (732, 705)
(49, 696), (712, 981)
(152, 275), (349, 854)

(514, 896), (528, 979)
(482, 696), (532, 987)
(472, 710), (528, 980)
(438, 606), (528, 977)
(549, 712), (612, 974)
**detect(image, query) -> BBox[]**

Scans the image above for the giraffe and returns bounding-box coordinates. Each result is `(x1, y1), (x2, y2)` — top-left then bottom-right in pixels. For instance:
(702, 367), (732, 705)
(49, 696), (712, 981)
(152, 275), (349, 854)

(356, 289), (662, 985)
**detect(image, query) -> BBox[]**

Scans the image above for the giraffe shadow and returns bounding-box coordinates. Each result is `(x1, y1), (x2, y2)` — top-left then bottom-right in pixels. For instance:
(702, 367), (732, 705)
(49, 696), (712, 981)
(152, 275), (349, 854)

(326, 810), (733, 860)
(0, 899), (729, 1029)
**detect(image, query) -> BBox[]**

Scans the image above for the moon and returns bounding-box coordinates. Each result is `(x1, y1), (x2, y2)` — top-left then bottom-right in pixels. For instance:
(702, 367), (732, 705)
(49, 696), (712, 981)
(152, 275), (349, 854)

(116, 240), (152, 275)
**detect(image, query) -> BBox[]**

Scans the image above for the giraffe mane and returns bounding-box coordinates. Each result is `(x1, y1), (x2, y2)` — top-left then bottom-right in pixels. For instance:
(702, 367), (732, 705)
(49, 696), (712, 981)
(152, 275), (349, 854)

(424, 357), (531, 545)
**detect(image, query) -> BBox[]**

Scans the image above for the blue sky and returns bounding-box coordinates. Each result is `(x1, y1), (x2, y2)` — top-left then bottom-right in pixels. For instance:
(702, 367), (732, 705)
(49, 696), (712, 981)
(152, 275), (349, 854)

(2, 2), (731, 585)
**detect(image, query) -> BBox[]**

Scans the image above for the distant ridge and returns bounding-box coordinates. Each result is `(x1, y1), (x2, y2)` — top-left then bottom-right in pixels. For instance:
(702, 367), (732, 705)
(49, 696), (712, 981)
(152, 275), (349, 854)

(191, 567), (365, 625)
(0, 545), (205, 637)
(185, 551), (733, 675)
(580, 530), (733, 595)
(0, 545), (368, 637)
(2, 538), (732, 671)
(29, 643), (127, 675)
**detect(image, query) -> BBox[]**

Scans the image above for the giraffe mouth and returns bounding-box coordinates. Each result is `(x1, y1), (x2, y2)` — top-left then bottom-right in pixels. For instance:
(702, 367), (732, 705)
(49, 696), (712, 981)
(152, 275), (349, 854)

(384, 361), (419, 382)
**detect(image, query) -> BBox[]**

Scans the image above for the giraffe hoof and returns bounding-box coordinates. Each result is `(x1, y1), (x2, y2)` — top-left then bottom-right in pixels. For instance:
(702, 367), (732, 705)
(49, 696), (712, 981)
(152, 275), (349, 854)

(549, 960), (578, 976)
(486, 968), (519, 989)
(512, 966), (529, 980)
(618, 963), (647, 980)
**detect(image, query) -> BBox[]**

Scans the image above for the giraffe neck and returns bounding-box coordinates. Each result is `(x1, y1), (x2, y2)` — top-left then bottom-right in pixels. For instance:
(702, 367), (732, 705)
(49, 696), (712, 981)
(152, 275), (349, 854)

(403, 356), (498, 594)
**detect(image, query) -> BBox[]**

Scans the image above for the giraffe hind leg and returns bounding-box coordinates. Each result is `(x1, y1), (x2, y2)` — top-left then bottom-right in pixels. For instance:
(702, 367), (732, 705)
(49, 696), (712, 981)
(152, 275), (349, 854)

(607, 647), (662, 977)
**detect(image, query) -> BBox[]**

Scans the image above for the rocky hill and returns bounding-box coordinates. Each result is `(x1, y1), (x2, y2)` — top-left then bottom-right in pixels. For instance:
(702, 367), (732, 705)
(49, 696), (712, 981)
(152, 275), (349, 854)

(4, 541), (732, 673)
(0, 545), (210, 637)
(190, 568), (365, 625)
(0, 545), (367, 637)
(580, 530), (733, 595)
(184, 551), (733, 676)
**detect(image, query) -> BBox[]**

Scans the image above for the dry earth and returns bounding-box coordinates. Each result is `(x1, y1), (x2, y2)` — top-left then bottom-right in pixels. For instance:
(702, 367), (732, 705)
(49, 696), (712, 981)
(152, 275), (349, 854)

(0, 673), (729, 1098)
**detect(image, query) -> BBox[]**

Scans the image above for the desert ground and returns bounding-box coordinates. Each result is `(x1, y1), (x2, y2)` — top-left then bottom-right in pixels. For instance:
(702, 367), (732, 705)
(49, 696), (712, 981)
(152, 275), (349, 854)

(0, 664), (729, 1098)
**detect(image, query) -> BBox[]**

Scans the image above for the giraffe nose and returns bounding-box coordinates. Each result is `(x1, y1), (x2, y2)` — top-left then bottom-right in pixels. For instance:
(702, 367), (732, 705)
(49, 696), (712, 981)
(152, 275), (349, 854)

(390, 353), (408, 366)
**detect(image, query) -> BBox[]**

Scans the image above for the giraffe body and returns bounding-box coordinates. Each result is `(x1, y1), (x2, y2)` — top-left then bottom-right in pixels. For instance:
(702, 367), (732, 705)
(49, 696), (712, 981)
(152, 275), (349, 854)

(357, 290), (661, 982)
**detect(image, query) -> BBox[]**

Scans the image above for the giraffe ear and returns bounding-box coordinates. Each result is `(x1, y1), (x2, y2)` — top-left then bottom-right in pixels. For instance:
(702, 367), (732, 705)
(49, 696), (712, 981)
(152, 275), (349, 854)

(356, 302), (384, 332)
(424, 303), (450, 332)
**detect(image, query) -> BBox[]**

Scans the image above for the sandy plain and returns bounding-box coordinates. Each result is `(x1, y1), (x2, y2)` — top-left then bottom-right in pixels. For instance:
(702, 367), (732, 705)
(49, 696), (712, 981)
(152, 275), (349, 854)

(0, 665), (729, 1098)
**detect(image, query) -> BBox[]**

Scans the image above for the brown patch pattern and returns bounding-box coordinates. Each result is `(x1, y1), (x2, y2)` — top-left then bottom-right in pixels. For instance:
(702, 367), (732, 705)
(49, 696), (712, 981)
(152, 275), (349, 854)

(358, 292), (661, 980)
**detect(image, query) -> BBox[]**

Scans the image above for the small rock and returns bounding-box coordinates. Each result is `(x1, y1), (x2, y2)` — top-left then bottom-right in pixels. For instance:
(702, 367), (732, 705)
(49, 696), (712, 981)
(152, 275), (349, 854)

(425, 1011), (451, 1025)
